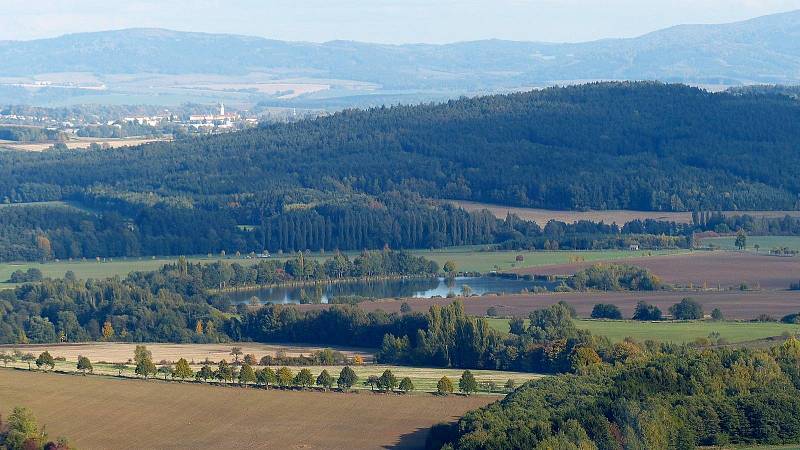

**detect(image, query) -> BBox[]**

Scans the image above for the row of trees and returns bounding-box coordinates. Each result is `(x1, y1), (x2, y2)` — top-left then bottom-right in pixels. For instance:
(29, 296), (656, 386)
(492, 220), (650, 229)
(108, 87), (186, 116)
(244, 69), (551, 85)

(590, 297), (712, 321)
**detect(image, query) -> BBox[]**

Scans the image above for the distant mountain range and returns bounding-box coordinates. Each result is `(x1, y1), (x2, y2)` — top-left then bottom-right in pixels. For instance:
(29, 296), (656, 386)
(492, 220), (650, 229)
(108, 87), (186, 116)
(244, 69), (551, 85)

(1, 10), (799, 106)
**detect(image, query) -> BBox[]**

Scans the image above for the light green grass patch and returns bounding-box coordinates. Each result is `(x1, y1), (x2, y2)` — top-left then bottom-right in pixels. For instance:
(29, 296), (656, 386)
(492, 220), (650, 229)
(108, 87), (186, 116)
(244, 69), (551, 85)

(703, 235), (800, 253)
(407, 248), (687, 273)
(484, 318), (800, 344)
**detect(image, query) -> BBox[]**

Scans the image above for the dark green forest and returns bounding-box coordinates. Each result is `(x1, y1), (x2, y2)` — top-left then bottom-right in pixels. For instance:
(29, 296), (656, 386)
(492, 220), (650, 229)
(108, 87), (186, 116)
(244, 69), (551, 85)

(434, 338), (800, 449)
(1, 82), (800, 259)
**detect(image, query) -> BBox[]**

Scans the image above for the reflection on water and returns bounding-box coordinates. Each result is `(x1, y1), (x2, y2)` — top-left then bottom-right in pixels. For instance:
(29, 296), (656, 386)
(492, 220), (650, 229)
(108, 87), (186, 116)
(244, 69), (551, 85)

(228, 276), (552, 305)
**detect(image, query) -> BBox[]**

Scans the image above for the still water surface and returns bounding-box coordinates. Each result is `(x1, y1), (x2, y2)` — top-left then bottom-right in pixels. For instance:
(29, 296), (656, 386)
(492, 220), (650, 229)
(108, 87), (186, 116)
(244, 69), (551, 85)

(229, 276), (554, 304)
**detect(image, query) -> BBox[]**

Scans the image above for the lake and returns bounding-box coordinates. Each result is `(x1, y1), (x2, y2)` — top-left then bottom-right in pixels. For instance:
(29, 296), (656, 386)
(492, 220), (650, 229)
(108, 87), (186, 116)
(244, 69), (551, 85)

(228, 276), (554, 305)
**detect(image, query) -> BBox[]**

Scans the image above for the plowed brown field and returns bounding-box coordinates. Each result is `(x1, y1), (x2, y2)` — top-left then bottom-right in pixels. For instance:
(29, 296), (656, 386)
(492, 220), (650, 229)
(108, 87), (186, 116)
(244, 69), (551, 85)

(516, 252), (800, 290)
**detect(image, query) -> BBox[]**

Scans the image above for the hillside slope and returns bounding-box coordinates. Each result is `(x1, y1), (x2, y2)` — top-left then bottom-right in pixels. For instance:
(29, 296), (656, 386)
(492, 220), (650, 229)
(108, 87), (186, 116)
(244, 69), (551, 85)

(2, 82), (799, 212)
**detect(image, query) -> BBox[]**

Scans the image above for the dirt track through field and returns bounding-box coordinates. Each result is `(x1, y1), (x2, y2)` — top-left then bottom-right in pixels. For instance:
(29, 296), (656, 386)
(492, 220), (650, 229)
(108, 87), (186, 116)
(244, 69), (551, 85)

(516, 252), (800, 290)
(0, 369), (493, 449)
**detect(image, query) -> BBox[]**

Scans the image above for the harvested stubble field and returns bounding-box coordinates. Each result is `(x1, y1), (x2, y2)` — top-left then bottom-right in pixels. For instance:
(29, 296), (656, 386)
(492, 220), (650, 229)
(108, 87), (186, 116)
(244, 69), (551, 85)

(0, 342), (374, 364)
(304, 289), (800, 321)
(447, 200), (800, 227)
(0, 369), (494, 449)
(516, 251), (800, 290)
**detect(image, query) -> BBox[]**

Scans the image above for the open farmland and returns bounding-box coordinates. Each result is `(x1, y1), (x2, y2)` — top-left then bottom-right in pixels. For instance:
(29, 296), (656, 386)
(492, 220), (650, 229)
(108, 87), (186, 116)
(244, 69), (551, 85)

(447, 200), (800, 226)
(516, 251), (800, 290)
(0, 369), (494, 449)
(309, 289), (800, 321)
(0, 137), (169, 152)
(0, 343), (539, 393)
(0, 247), (684, 283)
(484, 318), (800, 344)
(0, 342), (374, 364)
(702, 235), (800, 253)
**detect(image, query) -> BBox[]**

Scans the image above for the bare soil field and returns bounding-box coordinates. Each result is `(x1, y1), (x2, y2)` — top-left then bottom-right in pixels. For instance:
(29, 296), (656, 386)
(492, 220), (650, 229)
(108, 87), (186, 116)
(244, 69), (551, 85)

(447, 200), (800, 226)
(301, 289), (800, 321)
(0, 342), (373, 364)
(516, 251), (800, 290)
(0, 369), (492, 449)
(0, 137), (169, 152)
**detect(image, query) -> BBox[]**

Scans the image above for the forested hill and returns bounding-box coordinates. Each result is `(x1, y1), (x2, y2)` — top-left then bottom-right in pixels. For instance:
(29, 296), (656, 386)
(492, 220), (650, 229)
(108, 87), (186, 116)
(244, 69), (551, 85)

(3, 82), (800, 212)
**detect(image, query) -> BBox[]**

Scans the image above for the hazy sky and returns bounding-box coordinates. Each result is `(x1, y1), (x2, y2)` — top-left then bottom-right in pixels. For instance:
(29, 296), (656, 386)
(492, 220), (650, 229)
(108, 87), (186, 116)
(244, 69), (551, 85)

(2, 0), (800, 43)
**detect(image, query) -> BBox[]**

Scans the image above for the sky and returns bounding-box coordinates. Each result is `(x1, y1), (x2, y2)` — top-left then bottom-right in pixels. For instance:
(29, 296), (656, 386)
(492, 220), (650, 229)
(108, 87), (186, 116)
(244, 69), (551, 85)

(2, 0), (800, 44)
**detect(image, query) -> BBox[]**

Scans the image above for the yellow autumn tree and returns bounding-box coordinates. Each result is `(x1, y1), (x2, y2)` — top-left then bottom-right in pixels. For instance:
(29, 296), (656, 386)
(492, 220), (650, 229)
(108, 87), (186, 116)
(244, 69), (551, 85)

(102, 320), (114, 340)
(35, 235), (51, 259)
(353, 355), (364, 365)
(195, 320), (204, 334)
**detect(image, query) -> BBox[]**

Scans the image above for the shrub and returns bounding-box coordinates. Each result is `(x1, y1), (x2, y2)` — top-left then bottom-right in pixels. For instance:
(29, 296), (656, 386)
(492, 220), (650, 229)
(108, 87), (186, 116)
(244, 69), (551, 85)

(632, 301), (662, 321)
(590, 304), (623, 320)
(669, 298), (703, 320)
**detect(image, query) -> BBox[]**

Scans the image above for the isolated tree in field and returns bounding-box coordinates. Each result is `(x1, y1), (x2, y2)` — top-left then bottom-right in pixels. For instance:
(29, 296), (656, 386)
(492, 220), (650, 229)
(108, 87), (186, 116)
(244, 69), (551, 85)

(230, 347), (243, 363)
(243, 353), (257, 365)
(294, 368), (314, 388)
(437, 376), (454, 395)
(735, 229), (747, 250)
(257, 367), (277, 388)
(458, 370), (478, 395)
(398, 377), (415, 393)
(21, 353), (35, 370)
(378, 369), (398, 392)
(711, 308), (725, 321)
(196, 364), (214, 382)
(102, 320), (114, 340)
(591, 304), (623, 320)
(173, 358), (194, 380)
(134, 346), (156, 379)
(238, 363), (256, 385)
(400, 302), (412, 314)
(366, 375), (380, 391)
(632, 301), (662, 321)
(35, 351), (55, 371)
(0, 352), (14, 366)
(158, 365), (173, 380)
(443, 261), (457, 276)
(670, 298), (704, 320)
(277, 367), (294, 387)
(486, 306), (499, 317)
(216, 360), (234, 382)
(505, 379), (516, 392)
(353, 355), (364, 366)
(77, 356), (93, 375)
(316, 369), (334, 390)
(113, 363), (127, 376)
(337, 366), (358, 390)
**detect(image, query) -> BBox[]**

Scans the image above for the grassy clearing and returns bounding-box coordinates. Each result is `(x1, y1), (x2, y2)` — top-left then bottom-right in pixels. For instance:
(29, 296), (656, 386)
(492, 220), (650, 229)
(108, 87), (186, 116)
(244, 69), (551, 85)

(410, 248), (686, 273)
(703, 235), (800, 253)
(0, 369), (494, 450)
(484, 318), (800, 344)
(0, 248), (685, 283)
